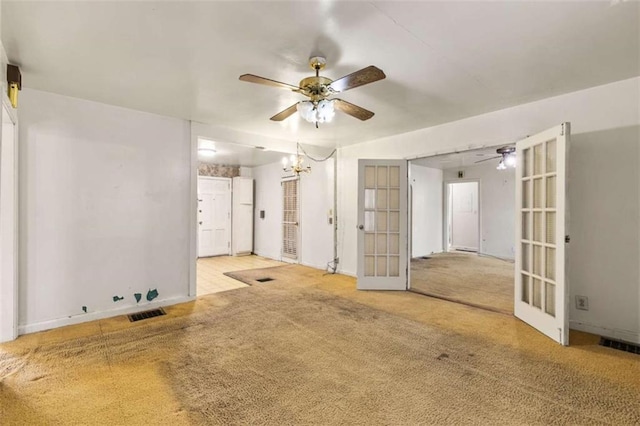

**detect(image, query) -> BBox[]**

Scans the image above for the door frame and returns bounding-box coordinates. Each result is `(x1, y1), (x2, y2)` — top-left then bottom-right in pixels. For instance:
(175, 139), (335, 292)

(443, 179), (481, 254)
(0, 95), (19, 342)
(197, 175), (232, 258)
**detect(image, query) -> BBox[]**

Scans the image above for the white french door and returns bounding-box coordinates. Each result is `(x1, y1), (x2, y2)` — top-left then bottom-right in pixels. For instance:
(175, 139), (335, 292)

(515, 123), (569, 345)
(357, 160), (408, 290)
(197, 177), (231, 257)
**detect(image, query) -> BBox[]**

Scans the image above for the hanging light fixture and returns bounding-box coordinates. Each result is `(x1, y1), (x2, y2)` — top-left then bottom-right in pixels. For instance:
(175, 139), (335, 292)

(282, 143), (311, 176)
(496, 146), (516, 170)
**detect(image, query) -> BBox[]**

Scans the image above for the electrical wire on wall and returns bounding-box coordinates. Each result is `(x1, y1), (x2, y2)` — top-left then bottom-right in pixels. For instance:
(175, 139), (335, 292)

(297, 142), (336, 163)
(298, 142), (340, 274)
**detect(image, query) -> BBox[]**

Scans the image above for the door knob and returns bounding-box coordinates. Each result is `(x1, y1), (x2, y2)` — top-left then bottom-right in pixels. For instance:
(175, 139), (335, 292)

(199, 221), (203, 225)
(358, 224), (364, 230)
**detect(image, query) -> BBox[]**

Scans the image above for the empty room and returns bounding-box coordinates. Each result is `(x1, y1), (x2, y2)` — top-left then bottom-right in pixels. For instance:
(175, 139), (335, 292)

(1, 1), (639, 425)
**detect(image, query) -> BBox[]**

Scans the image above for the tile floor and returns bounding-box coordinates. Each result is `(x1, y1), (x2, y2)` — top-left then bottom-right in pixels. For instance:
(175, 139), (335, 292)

(197, 255), (286, 296)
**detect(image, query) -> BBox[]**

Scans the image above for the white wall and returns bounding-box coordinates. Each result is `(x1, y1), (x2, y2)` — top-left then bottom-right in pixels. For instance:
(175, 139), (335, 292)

(336, 76), (640, 343)
(444, 161), (516, 259)
(253, 159), (334, 270)
(409, 164), (443, 257)
(19, 89), (192, 334)
(568, 126), (639, 343)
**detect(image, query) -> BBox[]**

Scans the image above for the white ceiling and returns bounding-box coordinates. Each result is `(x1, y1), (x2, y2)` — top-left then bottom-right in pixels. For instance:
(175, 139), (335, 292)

(198, 138), (288, 167)
(3, 1), (639, 149)
(411, 146), (503, 170)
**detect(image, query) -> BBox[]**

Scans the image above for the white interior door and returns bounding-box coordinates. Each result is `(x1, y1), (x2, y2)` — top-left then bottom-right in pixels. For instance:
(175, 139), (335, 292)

(450, 181), (479, 251)
(357, 160), (408, 290)
(515, 123), (569, 345)
(198, 177), (231, 257)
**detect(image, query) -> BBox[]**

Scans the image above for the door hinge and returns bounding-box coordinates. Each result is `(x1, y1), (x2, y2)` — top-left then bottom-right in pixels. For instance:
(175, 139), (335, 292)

(561, 123), (565, 136)
(565, 235), (570, 243)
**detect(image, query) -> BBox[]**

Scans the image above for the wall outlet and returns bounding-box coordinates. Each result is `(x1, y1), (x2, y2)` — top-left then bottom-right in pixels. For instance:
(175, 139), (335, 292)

(575, 295), (589, 311)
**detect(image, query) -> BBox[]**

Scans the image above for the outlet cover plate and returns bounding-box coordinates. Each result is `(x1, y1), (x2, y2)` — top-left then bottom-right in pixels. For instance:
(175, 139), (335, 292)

(575, 295), (589, 311)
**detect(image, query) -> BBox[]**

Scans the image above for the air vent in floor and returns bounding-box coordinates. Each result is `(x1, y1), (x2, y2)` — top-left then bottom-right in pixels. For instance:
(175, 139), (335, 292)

(128, 308), (166, 322)
(599, 337), (639, 355)
(256, 278), (274, 283)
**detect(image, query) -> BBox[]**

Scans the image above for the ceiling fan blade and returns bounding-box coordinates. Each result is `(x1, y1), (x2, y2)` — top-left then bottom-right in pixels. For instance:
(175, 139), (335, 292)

(474, 155), (501, 164)
(239, 74), (300, 91)
(334, 99), (374, 121)
(329, 66), (386, 93)
(270, 103), (299, 121)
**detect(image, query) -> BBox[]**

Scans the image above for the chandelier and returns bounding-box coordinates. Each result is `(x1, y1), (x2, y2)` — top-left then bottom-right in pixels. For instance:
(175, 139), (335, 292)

(296, 100), (335, 128)
(282, 144), (311, 175)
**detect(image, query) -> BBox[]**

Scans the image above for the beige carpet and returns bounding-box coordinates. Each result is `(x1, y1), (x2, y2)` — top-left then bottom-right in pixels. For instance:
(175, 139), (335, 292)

(2, 265), (638, 425)
(411, 252), (514, 314)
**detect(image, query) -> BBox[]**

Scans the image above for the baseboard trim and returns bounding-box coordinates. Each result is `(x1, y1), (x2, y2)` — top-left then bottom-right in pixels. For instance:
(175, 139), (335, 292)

(18, 295), (195, 336)
(253, 250), (282, 262)
(570, 320), (640, 344)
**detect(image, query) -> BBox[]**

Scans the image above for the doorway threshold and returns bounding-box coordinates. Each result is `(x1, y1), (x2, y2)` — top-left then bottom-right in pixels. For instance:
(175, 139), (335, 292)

(408, 288), (512, 316)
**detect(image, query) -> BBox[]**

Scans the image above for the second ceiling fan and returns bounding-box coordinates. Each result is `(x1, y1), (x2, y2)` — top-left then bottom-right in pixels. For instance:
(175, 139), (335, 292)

(239, 56), (386, 127)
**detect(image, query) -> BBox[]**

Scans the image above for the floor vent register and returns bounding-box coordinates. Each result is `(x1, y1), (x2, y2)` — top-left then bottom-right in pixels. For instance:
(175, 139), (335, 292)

(599, 337), (639, 355)
(128, 308), (166, 322)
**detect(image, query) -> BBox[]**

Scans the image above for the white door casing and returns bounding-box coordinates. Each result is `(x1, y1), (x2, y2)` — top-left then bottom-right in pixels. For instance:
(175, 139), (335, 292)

(357, 160), (408, 290)
(197, 177), (231, 257)
(0, 100), (18, 342)
(515, 123), (569, 345)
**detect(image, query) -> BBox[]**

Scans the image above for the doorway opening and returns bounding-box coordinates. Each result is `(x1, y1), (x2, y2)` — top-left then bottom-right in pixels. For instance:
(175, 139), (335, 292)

(446, 181), (479, 253)
(408, 146), (515, 314)
(194, 138), (289, 297)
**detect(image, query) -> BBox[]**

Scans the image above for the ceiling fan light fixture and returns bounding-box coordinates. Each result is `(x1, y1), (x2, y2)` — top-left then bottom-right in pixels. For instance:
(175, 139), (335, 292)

(504, 152), (517, 168)
(494, 146), (516, 170)
(296, 100), (335, 124)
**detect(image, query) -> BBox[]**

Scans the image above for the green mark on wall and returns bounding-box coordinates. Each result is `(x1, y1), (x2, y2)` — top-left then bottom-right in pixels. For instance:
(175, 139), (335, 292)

(113, 296), (124, 302)
(82, 306), (87, 313)
(146, 289), (159, 301)
(134, 293), (142, 303)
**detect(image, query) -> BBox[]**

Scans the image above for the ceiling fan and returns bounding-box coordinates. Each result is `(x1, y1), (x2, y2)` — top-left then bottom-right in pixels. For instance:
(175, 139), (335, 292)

(239, 56), (386, 127)
(475, 146), (516, 170)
